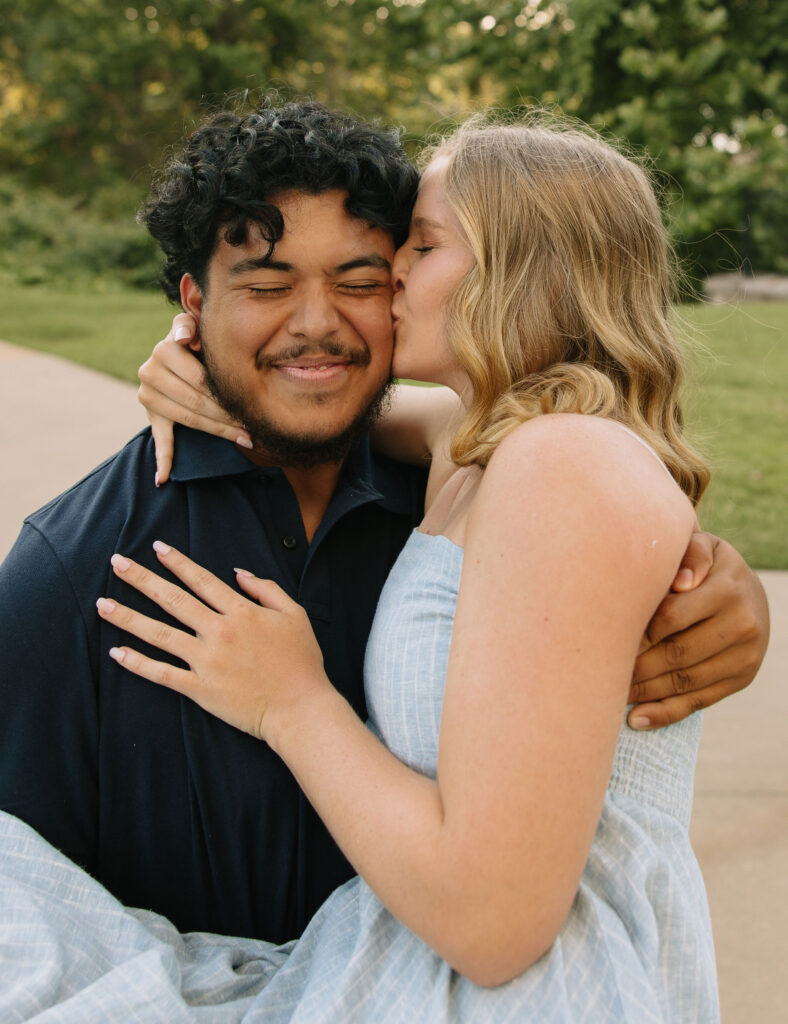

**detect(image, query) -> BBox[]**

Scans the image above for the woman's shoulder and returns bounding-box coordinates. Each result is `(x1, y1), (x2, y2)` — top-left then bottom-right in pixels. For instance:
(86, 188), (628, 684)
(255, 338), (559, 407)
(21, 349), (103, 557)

(487, 414), (685, 501)
(490, 411), (658, 460)
(470, 413), (695, 576)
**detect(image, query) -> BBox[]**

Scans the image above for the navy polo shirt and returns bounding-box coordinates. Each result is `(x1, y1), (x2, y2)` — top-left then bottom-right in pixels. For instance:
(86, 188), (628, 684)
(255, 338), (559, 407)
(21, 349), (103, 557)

(0, 426), (426, 942)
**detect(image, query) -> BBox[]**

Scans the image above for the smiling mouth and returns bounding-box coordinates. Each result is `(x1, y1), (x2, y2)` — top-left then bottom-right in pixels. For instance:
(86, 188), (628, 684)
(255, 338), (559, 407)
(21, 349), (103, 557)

(274, 361), (355, 385)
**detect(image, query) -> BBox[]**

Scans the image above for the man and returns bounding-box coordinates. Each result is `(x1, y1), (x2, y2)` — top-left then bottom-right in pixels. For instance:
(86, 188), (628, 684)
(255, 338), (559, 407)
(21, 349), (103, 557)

(0, 99), (769, 945)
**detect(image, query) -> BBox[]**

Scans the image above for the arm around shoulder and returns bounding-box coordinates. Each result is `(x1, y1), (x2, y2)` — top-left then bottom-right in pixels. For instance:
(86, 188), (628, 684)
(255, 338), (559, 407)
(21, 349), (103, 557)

(371, 383), (461, 467)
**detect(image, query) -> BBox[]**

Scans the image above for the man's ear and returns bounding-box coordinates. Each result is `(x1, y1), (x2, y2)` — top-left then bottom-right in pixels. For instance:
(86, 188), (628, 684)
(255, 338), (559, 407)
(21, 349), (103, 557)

(179, 275), (204, 353)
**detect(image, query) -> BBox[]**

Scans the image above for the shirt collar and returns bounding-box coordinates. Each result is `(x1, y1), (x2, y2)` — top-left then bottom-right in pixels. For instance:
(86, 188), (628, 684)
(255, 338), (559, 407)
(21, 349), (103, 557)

(338, 436), (413, 516)
(169, 426), (412, 516)
(170, 426), (261, 482)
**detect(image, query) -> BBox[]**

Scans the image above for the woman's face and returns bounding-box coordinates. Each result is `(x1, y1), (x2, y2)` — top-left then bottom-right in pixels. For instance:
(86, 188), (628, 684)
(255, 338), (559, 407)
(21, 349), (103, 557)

(390, 155), (475, 394)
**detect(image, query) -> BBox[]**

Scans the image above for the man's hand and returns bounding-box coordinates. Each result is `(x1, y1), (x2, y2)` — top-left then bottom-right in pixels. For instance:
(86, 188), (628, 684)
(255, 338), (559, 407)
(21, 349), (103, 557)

(628, 532), (770, 729)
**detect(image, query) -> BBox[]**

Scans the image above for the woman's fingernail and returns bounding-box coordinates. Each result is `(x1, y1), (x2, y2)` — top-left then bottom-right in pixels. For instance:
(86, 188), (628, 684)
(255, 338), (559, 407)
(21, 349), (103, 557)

(174, 326), (191, 341)
(96, 597), (116, 614)
(111, 554), (131, 572)
(155, 471), (160, 488)
(234, 567), (254, 578)
(236, 436), (254, 450)
(630, 715), (652, 730)
(109, 647), (126, 663)
(152, 540), (171, 555)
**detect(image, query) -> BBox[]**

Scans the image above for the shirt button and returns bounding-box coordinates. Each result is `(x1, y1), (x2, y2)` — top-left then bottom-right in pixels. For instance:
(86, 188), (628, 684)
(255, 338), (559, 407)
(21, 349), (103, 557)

(282, 536), (298, 550)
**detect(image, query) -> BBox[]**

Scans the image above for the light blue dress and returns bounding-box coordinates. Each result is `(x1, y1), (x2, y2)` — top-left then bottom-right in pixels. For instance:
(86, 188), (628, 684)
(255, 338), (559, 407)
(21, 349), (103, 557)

(0, 530), (719, 1022)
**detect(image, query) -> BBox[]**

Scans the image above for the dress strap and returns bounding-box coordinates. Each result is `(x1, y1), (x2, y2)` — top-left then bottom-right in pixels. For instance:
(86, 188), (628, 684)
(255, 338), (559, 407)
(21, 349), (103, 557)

(612, 422), (675, 481)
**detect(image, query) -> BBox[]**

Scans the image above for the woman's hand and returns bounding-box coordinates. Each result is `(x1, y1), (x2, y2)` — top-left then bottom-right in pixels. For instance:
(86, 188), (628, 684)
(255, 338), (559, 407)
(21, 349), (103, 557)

(628, 532), (769, 729)
(138, 313), (252, 486)
(96, 542), (329, 743)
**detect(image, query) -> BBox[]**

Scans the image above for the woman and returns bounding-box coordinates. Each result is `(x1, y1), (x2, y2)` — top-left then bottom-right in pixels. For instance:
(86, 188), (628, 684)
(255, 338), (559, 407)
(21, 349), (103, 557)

(12, 116), (719, 1020)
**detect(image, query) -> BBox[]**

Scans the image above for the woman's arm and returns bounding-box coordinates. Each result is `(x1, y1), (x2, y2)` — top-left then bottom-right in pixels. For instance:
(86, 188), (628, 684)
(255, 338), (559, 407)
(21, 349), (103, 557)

(137, 314), (252, 485)
(370, 383), (461, 467)
(98, 415), (694, 985)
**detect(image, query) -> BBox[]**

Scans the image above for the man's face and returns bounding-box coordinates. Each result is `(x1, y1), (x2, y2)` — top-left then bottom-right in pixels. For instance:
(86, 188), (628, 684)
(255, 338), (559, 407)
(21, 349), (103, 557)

(181, 189), (396, 467)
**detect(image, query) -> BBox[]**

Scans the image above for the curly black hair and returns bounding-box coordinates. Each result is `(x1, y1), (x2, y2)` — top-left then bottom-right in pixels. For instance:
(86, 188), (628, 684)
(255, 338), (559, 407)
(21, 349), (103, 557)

(141, 99), (419, 302)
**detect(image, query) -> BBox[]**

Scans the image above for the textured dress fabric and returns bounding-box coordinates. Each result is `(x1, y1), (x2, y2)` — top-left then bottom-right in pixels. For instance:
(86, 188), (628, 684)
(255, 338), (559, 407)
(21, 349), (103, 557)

(0, 530), (719, 1022)
(234, 530), (720, 1022)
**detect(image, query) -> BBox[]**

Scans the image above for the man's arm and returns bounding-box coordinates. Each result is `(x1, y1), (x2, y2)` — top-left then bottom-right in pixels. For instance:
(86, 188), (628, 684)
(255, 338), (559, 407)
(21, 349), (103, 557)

(0, 525), (99, 868)
(628, 532), (769, 728)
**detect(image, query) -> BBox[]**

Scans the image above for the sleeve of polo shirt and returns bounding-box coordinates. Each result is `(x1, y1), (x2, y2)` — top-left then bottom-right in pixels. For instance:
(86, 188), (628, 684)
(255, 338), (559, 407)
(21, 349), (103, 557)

(0, 523), (99, 873)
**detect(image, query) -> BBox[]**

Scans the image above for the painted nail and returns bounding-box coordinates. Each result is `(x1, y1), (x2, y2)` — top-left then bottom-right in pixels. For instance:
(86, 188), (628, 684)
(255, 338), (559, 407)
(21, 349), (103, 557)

(152, 540), (171, 555)
(96, 597), (116, 613)
(236, 436), (254, 450)
(629, 715), (651, 730)
(111, 554), (131, 572)
(234, 567), (254, 578)
(155, 471), (160, 488)
(174, 326), (192, 341)
(109, 647), (126, 663)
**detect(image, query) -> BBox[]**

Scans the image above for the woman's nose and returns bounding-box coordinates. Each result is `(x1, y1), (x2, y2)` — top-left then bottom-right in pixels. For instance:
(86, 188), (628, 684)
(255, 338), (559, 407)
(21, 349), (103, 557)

(391, 246), (408, 293)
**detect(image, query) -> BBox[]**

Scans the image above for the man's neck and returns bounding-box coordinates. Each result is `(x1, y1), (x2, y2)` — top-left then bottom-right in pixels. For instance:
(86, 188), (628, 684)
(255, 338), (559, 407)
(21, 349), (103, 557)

(281, 462), (345, 543)
(239, 444), (345, 543)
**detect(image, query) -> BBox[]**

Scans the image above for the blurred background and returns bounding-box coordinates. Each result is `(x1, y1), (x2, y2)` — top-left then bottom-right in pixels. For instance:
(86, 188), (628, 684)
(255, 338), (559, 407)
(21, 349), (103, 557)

(1, 2), (786, 1020)
(1, 0), (787, 288)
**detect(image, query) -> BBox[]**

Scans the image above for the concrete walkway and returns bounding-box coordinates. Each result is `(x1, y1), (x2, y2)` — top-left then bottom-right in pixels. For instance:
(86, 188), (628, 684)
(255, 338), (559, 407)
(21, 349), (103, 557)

(1, 340), (786, 1022)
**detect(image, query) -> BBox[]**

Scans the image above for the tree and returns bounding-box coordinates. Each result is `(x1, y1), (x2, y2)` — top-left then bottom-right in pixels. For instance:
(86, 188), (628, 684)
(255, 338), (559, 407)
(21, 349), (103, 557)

(427, 0), (788, 277)
(2, 0), (786, 281)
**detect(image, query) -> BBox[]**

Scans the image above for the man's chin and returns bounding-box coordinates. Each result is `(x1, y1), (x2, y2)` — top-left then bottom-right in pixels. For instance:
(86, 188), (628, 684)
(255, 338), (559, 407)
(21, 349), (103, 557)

(246, 424), (367, 469)
(213, 377), (394, 470)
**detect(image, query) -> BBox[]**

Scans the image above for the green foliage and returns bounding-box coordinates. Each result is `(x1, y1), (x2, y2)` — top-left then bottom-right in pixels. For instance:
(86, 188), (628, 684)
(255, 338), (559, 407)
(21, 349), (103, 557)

(0, 0), (318, 193)
(0, 175), (160, 288)
(1, 0), (786, 284)
(440, 0), (788, 279)
(0, 0), (443, 194)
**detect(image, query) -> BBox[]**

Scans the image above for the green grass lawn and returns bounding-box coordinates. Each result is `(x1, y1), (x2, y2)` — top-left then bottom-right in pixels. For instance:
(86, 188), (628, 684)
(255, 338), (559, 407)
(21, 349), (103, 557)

(678, 303), (787, 570)
(0, 286), (175, 384)
(1, 285), (786, 568)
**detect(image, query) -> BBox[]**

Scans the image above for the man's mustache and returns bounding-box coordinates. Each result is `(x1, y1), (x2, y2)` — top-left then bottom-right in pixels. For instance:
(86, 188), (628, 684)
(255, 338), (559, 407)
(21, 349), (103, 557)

(256, 342), (371, 369)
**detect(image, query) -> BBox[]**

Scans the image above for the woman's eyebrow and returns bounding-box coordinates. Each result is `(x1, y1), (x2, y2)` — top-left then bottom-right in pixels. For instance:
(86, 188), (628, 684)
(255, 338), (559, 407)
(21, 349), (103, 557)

(411, 216), (445, 231)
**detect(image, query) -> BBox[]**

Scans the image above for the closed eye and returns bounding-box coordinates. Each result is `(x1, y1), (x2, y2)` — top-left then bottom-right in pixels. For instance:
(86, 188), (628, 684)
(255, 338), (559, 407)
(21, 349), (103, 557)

(339, 282), (387, 293)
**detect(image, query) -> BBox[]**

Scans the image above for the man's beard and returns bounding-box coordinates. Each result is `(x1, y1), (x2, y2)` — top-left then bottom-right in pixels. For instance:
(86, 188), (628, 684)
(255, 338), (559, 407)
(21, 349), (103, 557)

(201, 342), (394, 470)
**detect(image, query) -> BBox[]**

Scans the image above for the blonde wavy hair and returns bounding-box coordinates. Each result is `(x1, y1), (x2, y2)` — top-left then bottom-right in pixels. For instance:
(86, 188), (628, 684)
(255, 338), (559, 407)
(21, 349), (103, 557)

(428, 114), (709, 504)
